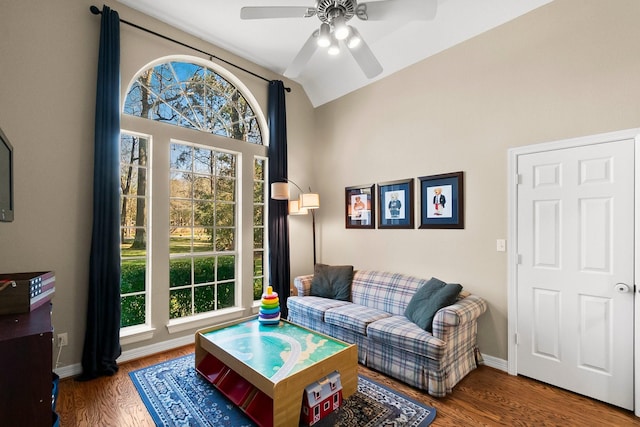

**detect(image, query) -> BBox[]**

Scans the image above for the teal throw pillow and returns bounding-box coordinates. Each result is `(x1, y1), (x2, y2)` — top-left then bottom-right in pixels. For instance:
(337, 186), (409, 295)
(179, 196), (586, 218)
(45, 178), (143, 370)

(310, 264), (354, 301)
(404, 277), (462, 332)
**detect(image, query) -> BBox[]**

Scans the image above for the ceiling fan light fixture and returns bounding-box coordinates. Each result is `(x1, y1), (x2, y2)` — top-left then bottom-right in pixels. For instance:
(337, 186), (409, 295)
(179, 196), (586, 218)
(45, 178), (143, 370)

(328, 37), (340, 55)
(317, 22), (331, 47)
(346, 26), (362, 48)
(333, 15), (349, 40)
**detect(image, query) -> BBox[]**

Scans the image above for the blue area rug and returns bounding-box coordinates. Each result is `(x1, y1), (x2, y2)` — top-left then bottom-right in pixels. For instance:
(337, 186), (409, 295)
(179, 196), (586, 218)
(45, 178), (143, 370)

(130, 354), (436, 427)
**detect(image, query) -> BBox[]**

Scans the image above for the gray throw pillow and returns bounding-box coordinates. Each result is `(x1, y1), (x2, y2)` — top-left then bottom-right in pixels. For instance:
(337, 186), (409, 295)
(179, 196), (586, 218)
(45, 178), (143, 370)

(310, 264), (354, 301)
(404, 277), (462, 332)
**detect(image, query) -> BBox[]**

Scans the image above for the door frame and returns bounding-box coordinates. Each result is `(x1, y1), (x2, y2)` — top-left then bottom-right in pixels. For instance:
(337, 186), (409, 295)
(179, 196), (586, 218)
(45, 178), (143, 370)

(507, 127), (640, 414)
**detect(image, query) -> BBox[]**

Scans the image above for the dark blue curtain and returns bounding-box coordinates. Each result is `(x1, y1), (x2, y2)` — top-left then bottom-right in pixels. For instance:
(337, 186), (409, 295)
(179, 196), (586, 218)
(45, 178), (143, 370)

(79, 5), (122, 380)
(268, 80), (290, 318)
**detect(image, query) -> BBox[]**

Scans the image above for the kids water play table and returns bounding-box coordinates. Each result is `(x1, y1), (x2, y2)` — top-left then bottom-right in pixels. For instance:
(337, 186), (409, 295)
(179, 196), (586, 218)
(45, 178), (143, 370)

(195, 316), (358, 427)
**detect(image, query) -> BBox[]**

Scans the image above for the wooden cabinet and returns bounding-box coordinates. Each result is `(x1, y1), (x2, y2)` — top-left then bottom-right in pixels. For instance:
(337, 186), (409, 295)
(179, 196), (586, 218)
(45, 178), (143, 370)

(0, 303), (53, 426)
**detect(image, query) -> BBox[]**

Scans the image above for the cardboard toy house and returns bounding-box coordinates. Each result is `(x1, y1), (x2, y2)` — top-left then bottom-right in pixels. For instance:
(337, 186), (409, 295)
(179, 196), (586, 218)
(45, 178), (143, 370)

(300, 371), (342, 426)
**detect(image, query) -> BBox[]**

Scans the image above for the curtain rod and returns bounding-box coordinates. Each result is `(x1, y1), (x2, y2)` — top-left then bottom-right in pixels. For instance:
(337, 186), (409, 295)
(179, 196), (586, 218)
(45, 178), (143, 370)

(90, 5), (291, 92)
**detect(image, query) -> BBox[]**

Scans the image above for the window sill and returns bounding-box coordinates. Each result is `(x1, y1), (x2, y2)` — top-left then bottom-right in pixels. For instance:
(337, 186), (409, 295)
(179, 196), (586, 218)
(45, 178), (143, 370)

(166, 307), (246, 334)
(120, 325), (156, 345)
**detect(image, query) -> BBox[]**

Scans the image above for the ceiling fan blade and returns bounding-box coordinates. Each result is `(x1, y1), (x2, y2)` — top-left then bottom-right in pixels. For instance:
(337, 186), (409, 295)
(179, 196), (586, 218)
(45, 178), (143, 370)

(356, 0), (437, 21)
(240, 6), (315, 20)
(283, 30), (319, 78)
(346, 33), (383, 79)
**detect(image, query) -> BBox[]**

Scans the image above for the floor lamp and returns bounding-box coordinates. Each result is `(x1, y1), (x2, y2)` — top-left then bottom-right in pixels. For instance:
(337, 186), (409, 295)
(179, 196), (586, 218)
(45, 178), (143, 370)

(271, 179), (320, 265)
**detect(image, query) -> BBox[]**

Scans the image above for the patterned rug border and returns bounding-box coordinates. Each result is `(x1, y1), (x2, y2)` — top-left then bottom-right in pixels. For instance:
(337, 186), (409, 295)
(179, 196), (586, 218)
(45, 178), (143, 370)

(130, 353), (436, 427)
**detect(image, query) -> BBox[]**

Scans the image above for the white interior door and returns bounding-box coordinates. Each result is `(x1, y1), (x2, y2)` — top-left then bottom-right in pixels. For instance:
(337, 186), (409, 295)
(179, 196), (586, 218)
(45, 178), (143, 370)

(516, 138), (635, 409)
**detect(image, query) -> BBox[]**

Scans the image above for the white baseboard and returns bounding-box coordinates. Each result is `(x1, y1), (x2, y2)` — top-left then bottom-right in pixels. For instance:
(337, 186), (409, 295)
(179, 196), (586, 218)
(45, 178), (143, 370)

(481, 353), (508, 372)
(55, 341), (509, 380)
(54, 334), (195, 379)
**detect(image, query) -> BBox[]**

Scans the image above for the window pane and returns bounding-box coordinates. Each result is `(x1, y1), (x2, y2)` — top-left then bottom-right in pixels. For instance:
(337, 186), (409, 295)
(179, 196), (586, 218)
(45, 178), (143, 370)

(121, 196), (147, 228)
(170, 143), (193, 170)
(253, 251), (263, 276)
(193, 175), (214, 200)
(194, 257), (214, 284)
(216, 177), (235, 201)
(121, 228), (147, 258)
(170, 232), (193, 254)
(120, 167), (146, 196)
(254, 205), (264, 227)
(169, 258), (192, 287)
(217, 282), (235, 309)
(170, 200), (193, 227)
(193, 227), (214, 253)
(193, 201), (214, 226)
(254, 158), (264, 181)
(254, 181), (264, 204)
(216, 152), (236, 176)
(170, 288), (192, 319)
(193, 147), (213, 174)
(170, 171), (193, 198)
(194, 285), (215, 313)
(215, 229), (235, 251)
(253, 228), (264, 249)
(216, 203), (235, 227)
(217, 255), (235, 280)
(121, 295), (146, 327)
(120, 135), (148, 166)
(121, 259), (146, 293)
(253, 277), (263, 300)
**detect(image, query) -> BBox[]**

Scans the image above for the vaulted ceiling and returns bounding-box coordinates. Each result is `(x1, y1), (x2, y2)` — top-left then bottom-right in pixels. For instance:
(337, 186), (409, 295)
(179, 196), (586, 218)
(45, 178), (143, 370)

(117, 0), (553, 107)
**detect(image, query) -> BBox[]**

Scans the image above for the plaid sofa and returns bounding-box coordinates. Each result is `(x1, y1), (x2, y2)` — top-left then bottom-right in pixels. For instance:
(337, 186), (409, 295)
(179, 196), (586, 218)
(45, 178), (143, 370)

(287, 270), (487, 397)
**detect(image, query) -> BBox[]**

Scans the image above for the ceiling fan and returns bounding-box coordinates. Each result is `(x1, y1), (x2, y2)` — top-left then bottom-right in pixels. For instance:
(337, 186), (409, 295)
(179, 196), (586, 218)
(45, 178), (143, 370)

(241, 0), (438, 79)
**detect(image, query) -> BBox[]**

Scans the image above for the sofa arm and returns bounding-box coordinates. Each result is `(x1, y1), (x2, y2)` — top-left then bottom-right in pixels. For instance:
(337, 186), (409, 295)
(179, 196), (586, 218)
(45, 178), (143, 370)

(432, 294), (487, 340)
(293, 274), (314, 296)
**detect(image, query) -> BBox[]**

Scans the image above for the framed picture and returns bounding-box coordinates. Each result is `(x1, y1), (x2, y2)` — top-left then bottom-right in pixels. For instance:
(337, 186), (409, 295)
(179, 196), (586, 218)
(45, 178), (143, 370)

(377, 178), (414, 229)
(345, 184), (375, 228)
(419, 171), (464, 229)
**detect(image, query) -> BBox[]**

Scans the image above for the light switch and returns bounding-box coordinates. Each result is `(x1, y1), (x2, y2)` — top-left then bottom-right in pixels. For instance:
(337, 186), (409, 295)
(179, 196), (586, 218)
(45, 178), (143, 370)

(496, 239), (506, 252)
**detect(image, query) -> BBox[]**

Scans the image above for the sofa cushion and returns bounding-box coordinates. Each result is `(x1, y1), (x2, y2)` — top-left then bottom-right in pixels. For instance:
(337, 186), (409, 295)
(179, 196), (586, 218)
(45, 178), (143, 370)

(287, 295), (350, 321)
(324, 303), (391, 335)
(310, 264), (354, 301)
(367, 315), (446, 360)
(404, 278), (462, 332)
(351, 271), (430, 316)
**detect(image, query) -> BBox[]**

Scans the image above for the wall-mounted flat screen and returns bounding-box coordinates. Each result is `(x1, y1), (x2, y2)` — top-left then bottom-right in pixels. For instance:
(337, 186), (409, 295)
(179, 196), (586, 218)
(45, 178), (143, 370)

(0, 127), (14, 222)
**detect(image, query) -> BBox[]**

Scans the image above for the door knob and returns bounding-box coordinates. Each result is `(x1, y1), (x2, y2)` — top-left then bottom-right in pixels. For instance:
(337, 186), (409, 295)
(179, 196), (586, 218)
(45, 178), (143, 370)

(615, 283), (630, 293)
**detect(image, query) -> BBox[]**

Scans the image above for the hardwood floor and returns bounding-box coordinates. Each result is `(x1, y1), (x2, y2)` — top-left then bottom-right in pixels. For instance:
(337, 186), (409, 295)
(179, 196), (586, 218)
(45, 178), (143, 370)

(57, 345), (640, 426)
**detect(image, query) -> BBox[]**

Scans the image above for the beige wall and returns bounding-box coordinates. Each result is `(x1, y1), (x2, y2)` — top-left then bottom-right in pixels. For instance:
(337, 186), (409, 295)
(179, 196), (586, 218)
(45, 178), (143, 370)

(1, 0), (638, 371)
(312, 0), (640, 360)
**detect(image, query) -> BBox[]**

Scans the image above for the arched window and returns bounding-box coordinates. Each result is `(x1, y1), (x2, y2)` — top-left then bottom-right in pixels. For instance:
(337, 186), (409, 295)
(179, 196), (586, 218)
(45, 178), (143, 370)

(119, 58), (268, 336)
(124, 61), (262, 144)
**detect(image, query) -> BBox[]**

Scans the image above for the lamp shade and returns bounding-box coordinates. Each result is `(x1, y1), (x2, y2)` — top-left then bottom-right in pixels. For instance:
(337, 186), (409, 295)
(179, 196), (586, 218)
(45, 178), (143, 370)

(300, 193), (320, 209)
(288, 200), (308, 216)
(271, 182), (289, 200)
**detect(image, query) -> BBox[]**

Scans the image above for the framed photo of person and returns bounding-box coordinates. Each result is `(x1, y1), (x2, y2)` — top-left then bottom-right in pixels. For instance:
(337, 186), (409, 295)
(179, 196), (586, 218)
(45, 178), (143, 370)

(345, 184), (375, 229)
(419, 171), (464, 229)
(377, 178), (414, 229)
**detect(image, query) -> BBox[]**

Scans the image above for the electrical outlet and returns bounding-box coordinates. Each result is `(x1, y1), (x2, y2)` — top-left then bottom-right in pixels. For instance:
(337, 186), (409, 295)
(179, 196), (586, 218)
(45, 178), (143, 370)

(57, 333), (68, 347)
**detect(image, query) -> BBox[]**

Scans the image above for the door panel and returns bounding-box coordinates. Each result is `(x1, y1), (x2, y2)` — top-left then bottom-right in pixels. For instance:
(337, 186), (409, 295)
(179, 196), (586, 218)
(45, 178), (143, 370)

(516, 139), (634, 410)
